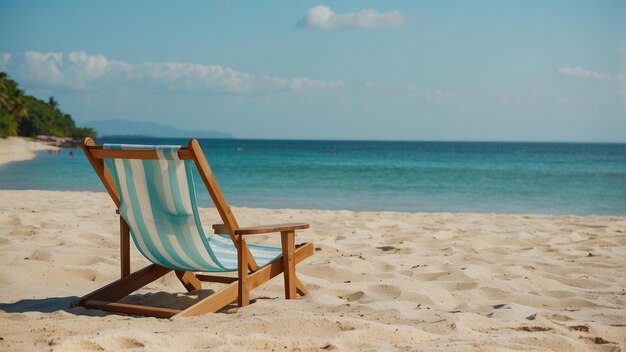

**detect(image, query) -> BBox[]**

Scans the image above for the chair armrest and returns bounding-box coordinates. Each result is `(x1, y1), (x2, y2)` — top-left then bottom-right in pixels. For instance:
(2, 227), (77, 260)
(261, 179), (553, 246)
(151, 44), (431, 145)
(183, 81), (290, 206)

(212, 223), (309, 235)
(212, 224), (228, 234)
(235, 223), (309, 235)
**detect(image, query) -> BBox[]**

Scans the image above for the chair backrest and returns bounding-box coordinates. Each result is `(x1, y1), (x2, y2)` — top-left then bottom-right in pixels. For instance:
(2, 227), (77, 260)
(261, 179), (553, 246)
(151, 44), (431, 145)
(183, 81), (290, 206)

(104, 143), (227, 270)
(81, 138), (256, 271)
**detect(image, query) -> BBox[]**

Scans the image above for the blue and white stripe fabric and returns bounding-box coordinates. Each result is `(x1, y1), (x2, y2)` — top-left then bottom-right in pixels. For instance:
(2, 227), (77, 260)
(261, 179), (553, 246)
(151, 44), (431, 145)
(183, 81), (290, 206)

(103, 143), (282, 272)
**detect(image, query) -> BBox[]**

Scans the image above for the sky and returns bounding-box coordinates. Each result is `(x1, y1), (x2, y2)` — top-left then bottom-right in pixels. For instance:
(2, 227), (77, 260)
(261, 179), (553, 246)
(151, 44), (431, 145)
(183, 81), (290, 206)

(0, 0), (624, 142)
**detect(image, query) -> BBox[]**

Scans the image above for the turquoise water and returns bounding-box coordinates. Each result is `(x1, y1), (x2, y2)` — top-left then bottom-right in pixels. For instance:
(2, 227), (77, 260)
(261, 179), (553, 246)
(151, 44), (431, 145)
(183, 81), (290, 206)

(0, 137), (624, 215)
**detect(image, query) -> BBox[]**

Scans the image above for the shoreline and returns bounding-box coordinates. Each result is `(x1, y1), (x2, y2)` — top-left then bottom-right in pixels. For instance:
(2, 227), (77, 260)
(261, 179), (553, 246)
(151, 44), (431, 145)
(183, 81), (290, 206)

(0, 189), (624, 351)
(0, 136), (60, 166)
(0, 137), (623, 216)
(2, 189), (624, 218)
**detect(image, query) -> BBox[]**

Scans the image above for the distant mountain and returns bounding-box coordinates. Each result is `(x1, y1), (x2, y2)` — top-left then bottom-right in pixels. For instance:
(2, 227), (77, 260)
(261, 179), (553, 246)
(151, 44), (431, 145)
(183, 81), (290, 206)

(88, 119), (233, 139)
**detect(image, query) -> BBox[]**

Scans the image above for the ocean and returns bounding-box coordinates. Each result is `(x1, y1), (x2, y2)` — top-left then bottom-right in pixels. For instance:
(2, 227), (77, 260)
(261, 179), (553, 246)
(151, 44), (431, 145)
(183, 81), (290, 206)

(0, 137), (624, 215)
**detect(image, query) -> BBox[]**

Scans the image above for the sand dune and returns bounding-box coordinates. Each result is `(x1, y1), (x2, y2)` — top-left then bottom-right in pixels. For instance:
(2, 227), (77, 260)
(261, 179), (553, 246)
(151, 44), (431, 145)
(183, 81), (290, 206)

(0, 189), (624, 351)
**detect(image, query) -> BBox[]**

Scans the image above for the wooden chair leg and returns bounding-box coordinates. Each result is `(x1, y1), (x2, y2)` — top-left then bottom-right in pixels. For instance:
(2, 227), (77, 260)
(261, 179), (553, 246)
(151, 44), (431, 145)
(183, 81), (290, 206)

(72, 264), (172, 307)
(295, 277), (308, 296)
(120, 216), (130, 278)
(176, 281), (239, 317)
(281, 230), (297, 299)
(175, 271), (202, 292)
(237, 236), (249, 307)
(74, 244), (314, 318)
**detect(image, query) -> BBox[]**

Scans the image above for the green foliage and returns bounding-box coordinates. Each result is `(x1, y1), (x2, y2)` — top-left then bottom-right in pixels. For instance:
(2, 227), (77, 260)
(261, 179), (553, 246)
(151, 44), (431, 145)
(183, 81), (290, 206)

(17, 95), (75, 137)
(0, 72), (96, 139)
(0, 110), (17, 137)
(70, 127), (97, 139)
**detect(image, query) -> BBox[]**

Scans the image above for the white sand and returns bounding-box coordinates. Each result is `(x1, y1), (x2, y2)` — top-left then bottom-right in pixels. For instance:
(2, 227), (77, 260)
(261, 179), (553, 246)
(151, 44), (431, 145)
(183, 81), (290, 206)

(0, 189), (624, 351)
(0, 137), (59, 165)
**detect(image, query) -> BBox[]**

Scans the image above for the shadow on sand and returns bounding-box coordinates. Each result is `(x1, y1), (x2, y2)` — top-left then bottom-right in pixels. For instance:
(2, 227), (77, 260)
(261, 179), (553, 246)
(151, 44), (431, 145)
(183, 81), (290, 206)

(0, 296), (89, 314)
(0, 290), (245, 317)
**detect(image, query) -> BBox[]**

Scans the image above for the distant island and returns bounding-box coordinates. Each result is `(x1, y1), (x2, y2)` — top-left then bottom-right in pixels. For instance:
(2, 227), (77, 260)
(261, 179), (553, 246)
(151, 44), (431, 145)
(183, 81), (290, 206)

(89, 119), (233, 139)
(0, 72), (96, 139)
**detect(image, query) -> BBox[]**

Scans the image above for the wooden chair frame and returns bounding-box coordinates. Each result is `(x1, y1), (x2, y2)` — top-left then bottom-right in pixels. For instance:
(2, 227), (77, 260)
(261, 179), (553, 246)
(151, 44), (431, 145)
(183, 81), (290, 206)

(71, 138), (313, 318)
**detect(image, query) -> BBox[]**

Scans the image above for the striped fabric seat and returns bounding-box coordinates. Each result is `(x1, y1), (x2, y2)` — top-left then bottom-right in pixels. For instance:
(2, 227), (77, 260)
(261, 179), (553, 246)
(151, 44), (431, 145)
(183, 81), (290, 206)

(103, 144), (282, 272)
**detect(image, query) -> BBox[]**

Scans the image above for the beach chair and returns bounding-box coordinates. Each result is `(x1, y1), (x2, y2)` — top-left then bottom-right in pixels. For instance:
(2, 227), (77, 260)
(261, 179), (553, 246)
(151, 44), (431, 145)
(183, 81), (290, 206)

(71, 138), (313, 318)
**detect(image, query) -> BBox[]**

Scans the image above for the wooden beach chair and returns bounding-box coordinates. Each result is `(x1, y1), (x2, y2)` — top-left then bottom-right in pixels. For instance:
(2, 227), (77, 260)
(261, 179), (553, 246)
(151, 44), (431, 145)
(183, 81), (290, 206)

(71, 138), (313, 318)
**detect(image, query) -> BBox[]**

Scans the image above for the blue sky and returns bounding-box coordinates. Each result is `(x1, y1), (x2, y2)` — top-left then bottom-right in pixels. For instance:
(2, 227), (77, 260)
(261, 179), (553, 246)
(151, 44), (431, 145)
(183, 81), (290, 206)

(0, 0), (624, 142)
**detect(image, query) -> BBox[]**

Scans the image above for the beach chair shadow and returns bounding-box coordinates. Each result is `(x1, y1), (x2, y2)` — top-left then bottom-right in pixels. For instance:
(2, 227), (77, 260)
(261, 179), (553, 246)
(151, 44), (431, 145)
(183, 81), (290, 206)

(0, 297), (80, 314)
(71, 138), (314, 318)
(0, 289), (233, 317)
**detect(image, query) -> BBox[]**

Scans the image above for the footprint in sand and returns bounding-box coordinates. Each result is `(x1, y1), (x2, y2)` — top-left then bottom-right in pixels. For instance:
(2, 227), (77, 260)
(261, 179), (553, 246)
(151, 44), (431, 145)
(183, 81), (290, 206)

(28, 249), (53, 261)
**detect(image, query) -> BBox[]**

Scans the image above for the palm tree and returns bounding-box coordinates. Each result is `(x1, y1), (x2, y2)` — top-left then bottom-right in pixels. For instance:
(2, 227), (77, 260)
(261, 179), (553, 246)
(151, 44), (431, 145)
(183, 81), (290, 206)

(0, 73), (28, 119)
(0, 72), (26, 137)
(0, 72), (10, 111)
(48, 96), (59, 111)
(9, 90), (28, 118)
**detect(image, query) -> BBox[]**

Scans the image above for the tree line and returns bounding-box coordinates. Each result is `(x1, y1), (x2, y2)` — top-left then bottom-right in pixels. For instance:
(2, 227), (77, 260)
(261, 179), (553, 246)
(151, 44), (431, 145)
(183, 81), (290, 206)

(0, 72), (96, 139)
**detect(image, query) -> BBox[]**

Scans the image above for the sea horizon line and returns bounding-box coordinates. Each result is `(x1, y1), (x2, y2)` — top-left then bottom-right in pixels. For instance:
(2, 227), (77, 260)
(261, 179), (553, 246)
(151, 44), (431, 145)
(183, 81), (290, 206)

(96, 135), (626, 145)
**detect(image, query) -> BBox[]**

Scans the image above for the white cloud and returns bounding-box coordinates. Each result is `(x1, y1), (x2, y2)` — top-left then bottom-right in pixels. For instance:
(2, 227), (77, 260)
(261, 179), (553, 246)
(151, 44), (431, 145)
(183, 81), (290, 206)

(557, 66), (612, 82)
(405, 83), (416, 92)
(1, 51), (344, 95)
(617, 46), (625, 55)
(301, 5), (406, 29)
(22, 51), (65, 86)
(67, 51), (113, 85)
(0, 53), (11, 69)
